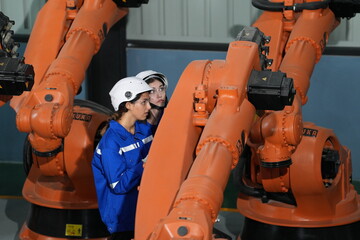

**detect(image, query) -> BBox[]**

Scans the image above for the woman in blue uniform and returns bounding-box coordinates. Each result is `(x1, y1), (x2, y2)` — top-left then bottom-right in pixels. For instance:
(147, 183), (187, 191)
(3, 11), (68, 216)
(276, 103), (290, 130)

(92, 77), (153, 240)
(136, 70), (168, 135)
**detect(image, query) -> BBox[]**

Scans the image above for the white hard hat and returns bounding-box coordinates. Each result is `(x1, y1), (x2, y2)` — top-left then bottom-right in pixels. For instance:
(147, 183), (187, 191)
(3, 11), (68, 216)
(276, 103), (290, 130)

(109, 77), (152, 111)
(136, 70), (168, 89)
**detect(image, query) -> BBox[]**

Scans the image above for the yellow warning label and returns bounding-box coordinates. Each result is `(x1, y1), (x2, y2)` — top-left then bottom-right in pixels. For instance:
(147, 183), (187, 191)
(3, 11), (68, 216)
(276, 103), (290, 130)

(65, 224), (82, 237)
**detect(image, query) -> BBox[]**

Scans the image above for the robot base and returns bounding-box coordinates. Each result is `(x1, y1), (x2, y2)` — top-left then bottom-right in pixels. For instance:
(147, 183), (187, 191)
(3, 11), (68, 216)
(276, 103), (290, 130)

(241, 217), (360, 240)
(19, 203), (109, 240)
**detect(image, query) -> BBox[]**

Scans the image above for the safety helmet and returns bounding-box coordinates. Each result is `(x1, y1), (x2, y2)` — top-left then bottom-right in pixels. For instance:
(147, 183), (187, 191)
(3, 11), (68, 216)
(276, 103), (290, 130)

(135, 70), (168, 89)
(109, 77), (152, 111)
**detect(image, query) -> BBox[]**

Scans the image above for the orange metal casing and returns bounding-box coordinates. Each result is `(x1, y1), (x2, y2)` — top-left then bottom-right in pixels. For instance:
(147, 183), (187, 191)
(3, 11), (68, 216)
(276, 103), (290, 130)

(135, 41), (260, 239)
(136, 2), (360, 239)
(9, 1), (127, 239)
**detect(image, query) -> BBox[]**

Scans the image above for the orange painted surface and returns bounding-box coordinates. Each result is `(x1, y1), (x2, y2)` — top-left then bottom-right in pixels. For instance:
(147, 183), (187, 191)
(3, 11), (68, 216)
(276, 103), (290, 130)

(6, 0), (360, 239)
(135, 2), (360, 240)
(12, 0), (127, 154)
(9, 1), (128, 239)
(135, 38), (260, 239)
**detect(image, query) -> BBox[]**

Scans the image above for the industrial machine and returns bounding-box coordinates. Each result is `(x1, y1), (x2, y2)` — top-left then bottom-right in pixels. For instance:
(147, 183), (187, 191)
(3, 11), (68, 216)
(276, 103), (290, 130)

(2, 0), (360, 239)
(4, 0), (148, 239)
(135, 0), (360, 239)
(0, 11), (34, 104)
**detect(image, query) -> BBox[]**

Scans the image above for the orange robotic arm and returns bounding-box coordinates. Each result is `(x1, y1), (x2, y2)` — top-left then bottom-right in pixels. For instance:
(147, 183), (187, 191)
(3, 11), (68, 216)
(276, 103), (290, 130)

(237, 1), (360, 237)
(11, 0), (127, 209)
(135, 22), (296, 240)
(12, 0), (128, 156)
(135, 27), (295, 240)
(136, 0), (360, 239)
(6, 0), (147, 239)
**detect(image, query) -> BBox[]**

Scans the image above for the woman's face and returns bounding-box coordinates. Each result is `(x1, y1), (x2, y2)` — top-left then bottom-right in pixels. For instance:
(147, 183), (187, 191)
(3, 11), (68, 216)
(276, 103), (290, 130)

(128, 92), (151, 121)
(148, 79), (166, 107)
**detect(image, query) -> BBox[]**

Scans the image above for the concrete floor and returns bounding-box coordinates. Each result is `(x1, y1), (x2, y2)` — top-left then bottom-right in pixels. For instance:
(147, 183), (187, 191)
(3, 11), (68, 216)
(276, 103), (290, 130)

(0, 163), (245, 239)
(0, 198), (29, 240)
(0, 197), (244, 240)
(214, 210), (244, 239)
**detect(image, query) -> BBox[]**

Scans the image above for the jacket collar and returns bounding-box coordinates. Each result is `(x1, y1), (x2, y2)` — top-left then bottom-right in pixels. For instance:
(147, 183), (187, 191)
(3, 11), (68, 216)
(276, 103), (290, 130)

(109, 120), (143, 140)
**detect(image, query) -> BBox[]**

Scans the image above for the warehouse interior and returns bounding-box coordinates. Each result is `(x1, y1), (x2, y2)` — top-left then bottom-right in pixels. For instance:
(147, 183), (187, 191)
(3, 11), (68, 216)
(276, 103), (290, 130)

(1, 0), (360, 240)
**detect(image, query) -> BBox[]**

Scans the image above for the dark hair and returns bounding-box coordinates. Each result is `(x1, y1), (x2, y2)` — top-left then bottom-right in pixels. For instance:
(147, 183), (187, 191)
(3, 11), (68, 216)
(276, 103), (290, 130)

(145, 77), (164, 86)
(99, 93), (144, 136)
(111, 92), (143, 121)
(99, 92), (148, 137)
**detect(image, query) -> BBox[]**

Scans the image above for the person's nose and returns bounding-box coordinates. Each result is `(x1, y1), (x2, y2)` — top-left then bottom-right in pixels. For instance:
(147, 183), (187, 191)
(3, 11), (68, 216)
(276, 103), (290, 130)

(146, 101), (151, 110)
(156, 90), (164, 97)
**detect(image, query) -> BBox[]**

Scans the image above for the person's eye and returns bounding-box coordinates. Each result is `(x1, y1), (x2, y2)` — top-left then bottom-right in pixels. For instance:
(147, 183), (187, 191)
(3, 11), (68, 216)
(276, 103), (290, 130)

(150, 90), (155, 94)
(159, 87), (165, 92)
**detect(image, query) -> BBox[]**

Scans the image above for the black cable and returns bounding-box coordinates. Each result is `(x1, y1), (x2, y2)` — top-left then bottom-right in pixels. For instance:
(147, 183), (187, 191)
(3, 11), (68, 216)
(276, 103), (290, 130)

(233, 145), (297, 205)
(291, 0), (330, 11)
(252, 0), (284, 12)
(252, 0), (330, 12)
(233, 146), (265, 199)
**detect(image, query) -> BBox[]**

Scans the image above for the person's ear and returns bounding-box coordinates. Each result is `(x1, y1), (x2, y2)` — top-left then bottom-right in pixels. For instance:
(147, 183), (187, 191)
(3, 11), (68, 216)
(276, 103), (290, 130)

(125, 101), (133, 111)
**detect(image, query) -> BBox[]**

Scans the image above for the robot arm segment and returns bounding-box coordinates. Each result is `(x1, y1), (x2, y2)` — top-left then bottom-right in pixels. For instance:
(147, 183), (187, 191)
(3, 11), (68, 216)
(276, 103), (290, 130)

(247, 4), (338, 192)
(148, 89), (257, 240)
(137, 29), (272, 240)
(15, 0), (128, 156)
(137, 1), (360, 239)
(235, 1), (360, 232)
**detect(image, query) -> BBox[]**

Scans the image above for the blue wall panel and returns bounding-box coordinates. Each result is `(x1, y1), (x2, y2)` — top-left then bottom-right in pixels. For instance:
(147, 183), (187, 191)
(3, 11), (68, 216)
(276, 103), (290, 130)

(303, 55), (360, 181)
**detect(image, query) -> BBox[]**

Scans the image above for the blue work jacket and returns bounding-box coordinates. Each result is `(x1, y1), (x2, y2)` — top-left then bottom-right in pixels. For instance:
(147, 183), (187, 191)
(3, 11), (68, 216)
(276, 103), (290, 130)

(92, 120), (153, 233)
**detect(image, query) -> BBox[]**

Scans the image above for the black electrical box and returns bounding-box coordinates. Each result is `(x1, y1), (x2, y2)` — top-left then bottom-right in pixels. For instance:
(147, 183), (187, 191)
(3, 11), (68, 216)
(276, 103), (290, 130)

(0, 56), (34, 96)
(247, 70), (295, 111)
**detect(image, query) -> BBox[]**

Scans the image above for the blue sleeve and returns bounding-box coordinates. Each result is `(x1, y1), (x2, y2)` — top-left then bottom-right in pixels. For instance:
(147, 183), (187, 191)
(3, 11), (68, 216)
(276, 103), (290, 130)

(101, 140), (144, 194)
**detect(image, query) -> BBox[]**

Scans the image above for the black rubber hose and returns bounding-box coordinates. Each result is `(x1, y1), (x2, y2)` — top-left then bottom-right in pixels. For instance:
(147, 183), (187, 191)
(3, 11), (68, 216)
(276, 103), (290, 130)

(233, 145), (297, 205)
(291, 0), (330, 11)
(23, 133), (32, 176)
(74, 99), (113, 115)
(252, 0), (330, 12)
(252, 0), (284, 12)
(233, 145), (265, 198)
